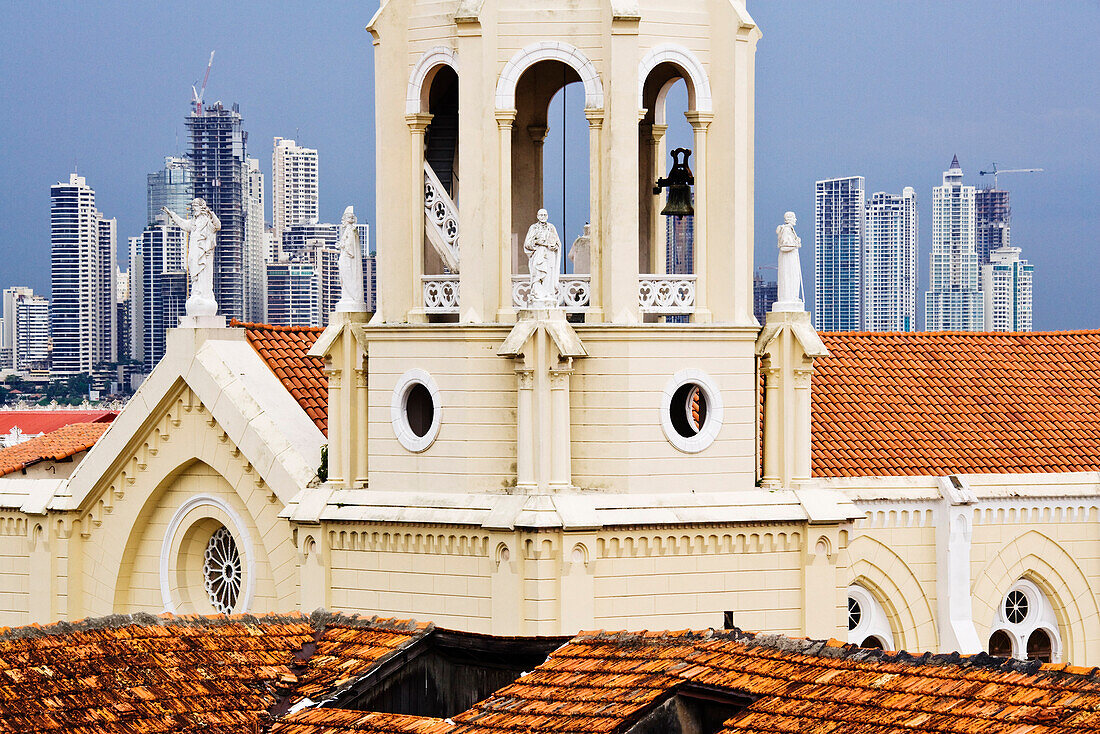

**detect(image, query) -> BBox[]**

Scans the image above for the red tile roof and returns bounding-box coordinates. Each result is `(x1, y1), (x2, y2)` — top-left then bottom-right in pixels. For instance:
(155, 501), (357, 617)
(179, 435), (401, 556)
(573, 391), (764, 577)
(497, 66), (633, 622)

(0, 613), (430, 734)
(274, 711), (453, 734)
(448, 629), (1100, 734)
(0, 410), (116, 436)
(6, 616), (1100, 734)
(0, 422), (112, 477)
(813, 330), (1100, 477)
(236, 321), (328, 435)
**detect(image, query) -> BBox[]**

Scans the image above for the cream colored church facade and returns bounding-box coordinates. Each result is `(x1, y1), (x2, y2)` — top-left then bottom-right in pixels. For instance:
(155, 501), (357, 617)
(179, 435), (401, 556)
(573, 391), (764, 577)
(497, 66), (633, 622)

(3, 0), (1100, 669)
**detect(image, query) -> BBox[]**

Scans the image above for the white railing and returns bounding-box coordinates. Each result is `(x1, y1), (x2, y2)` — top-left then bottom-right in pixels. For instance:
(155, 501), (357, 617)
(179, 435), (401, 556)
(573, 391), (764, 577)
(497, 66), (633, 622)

(512, 275), (591, 312)
(422, 275), (460, 313)
(424, 163), (460, 273)
(638, 275), (696, 315)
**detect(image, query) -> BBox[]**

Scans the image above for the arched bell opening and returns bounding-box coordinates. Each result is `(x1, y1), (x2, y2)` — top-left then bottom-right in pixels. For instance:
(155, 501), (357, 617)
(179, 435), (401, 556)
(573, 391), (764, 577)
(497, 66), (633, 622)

(416, 62), (461, 320)
(510, 59), (592, 313)
(640, 62), (702, 323)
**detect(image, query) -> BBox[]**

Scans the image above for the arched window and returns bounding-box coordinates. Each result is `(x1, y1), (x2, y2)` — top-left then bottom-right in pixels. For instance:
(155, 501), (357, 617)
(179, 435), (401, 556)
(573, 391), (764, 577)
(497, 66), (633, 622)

(988, 578), (1062, 663)
(846, 584), (895, 651)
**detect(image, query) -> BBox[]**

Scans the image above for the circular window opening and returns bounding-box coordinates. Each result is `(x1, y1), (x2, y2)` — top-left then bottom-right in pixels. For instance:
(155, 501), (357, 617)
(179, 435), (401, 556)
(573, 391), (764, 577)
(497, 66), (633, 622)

(406, 382), (435, 438)
(670, 383), (707, 438)
(203, 526), (242, 614)
(1004, 589), (1029, 624)
(1026, 629), (1053, 663)
(660, 370), (724, 454)
(847, 597), (862, 631)
(988, 629), (1013, 658)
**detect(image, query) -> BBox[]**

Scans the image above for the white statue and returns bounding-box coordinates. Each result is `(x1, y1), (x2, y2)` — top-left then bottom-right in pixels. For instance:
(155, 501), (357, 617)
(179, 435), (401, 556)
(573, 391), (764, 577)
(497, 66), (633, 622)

(335, 205), (366, 312)
(568, 223), (591, 274)
(163, 198), (221, 317)
(523, 209), (562, 308)
(773, 211), (804, 311)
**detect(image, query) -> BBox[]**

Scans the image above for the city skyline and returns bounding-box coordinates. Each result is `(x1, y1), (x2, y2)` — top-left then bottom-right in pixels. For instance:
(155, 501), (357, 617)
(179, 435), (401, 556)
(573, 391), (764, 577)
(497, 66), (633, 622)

(0, 2), (1098, 330)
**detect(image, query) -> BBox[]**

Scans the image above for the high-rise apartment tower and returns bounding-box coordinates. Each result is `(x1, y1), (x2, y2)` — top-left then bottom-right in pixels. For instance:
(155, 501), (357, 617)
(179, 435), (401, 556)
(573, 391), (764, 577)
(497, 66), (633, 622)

(974, 188), (1010, 266)
(272, 138), (319, 242)
(814, 176), (865, 331)
(146, 157), (192, 227)
(49, 174), (116, 375)
(863, 188), (918, 332)
(924, 156), (983, 331)
(982, 246), (1033, 332)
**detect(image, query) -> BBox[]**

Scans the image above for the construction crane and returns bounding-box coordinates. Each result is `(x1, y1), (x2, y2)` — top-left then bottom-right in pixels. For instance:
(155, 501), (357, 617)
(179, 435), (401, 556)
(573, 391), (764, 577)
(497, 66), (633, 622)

(978, 162), (1042, 189)
(191, 51), (215, 115)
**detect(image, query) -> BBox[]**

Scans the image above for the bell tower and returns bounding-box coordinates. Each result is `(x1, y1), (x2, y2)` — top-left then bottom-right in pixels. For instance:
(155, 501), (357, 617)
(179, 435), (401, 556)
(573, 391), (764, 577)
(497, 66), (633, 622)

(368, 0), (762, 326)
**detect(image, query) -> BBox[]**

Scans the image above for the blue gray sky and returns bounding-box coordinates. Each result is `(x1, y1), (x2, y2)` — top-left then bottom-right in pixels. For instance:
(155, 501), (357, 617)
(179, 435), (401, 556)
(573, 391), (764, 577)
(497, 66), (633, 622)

(1, 1), (1097, 329)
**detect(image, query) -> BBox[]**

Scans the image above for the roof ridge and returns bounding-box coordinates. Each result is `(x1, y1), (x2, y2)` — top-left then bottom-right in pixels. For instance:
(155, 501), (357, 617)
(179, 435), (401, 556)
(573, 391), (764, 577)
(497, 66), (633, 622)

(232, 319), (326, 334)
(574, 627), (1100, 681)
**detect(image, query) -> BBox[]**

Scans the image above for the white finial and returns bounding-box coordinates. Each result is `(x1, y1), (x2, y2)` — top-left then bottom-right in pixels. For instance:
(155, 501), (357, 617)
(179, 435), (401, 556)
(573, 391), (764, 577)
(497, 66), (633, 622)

(335, 206), (367, 313)
(772, 211), (804, 312)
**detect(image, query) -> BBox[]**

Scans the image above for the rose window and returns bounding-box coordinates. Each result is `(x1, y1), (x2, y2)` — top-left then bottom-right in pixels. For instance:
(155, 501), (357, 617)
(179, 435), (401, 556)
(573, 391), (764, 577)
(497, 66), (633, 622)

(1004, 589), (1029, 624)
(847, 596), (862, 631)
(203, 527), (242, 614)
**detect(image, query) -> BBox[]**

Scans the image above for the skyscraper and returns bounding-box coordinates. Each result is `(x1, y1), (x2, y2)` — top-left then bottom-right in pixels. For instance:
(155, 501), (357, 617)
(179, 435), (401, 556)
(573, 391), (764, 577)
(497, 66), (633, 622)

(272, 138), (319, 241)
(146, 156), (192, 227)
(49, 174), (116, 375)
(752, 269), (777, 323)
(982, 245), (1033, 332)
(814, 176), (865, 331)
(925, 156), (983, 331)
(264, 260), (321, 327)
(974, 187), (1011, 266)
(244, 157), (266, 322)
(186, 101), (250, 323)
(863, 188), (918, 332)
(138, 223), (187, 369)
(2, 287), (49, 373)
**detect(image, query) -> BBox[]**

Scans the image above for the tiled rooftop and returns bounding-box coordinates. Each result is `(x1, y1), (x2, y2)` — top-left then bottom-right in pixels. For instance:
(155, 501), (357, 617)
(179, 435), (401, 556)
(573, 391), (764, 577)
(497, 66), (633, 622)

(0, 410), (116, 437)
(814, 330), (1100, 477)
(0, 613), (429, 734)
(5, 615), (1100, 734)
(0, 422), (112, 477)
(236, 321), (329, 435)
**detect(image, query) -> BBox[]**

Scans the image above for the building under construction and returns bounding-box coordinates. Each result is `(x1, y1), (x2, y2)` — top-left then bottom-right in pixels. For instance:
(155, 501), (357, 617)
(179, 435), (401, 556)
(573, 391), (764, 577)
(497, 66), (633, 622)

(974, 187), (1011, 265)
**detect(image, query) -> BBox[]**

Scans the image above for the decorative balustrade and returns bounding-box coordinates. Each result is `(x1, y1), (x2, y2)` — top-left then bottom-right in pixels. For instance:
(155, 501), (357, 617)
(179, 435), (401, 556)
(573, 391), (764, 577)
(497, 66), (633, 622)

(511, 275), (591, 312)
(424, 163), (460, 272)
(638, 275), (696, 315)
(422, 275), (460, 313)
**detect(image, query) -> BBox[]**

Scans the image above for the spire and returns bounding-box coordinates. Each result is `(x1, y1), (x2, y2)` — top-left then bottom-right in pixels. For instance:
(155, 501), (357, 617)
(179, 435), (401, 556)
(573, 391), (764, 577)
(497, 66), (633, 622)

(950, 154), (961, 170)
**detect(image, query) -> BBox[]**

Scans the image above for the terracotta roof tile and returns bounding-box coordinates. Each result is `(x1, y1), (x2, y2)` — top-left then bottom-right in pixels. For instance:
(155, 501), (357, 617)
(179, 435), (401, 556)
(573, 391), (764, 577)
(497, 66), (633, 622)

(234, 321), (328, 436)
(813, 330), (1100, 477)
(0, 613), (430, 734)
(273, 710), (453, 734)
(0, 422), (112, 477)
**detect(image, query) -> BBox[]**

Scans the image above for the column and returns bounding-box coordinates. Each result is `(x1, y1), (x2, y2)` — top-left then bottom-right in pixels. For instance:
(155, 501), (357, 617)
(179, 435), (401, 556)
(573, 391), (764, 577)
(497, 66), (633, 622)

(760, 363), (781, 487)
(324, 362), (344, 485)
(406, 113), (434, 323)
(515, 368), (535, 491)
(792, 366), (814, 484)
(584, 110), (605, 322)
(649, 123), (669, 275)
(496, 110), (517, 322)
(549, 364), (574, 490)
(685, 112), (713, 323)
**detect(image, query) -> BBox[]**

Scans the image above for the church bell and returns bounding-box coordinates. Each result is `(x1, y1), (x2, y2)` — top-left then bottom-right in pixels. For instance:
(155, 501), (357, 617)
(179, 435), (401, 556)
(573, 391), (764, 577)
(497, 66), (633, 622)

(654, 148), (695, 217)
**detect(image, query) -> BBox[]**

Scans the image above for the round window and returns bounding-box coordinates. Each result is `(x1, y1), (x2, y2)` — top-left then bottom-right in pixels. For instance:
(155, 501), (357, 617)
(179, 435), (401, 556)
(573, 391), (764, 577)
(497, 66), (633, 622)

(660, 370), (724, 453)
(391, 369), (442, 452)
(1004, 589), (1029, 624)
(203, 526), (242, 614)
(847, 596), (862, 631)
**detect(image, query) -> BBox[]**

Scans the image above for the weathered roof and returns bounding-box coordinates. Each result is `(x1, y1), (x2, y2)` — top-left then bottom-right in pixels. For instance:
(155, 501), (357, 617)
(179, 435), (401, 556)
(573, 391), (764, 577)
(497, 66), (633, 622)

(814, 331), (1100, 477)
(0, 410), (116, 436)
(448, 629), (1100, 734)
(0, 613), (430, 734)
(236, 321), (328, 435)
(6, 615), (1100, 734)
(0, 422), (112, 477)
